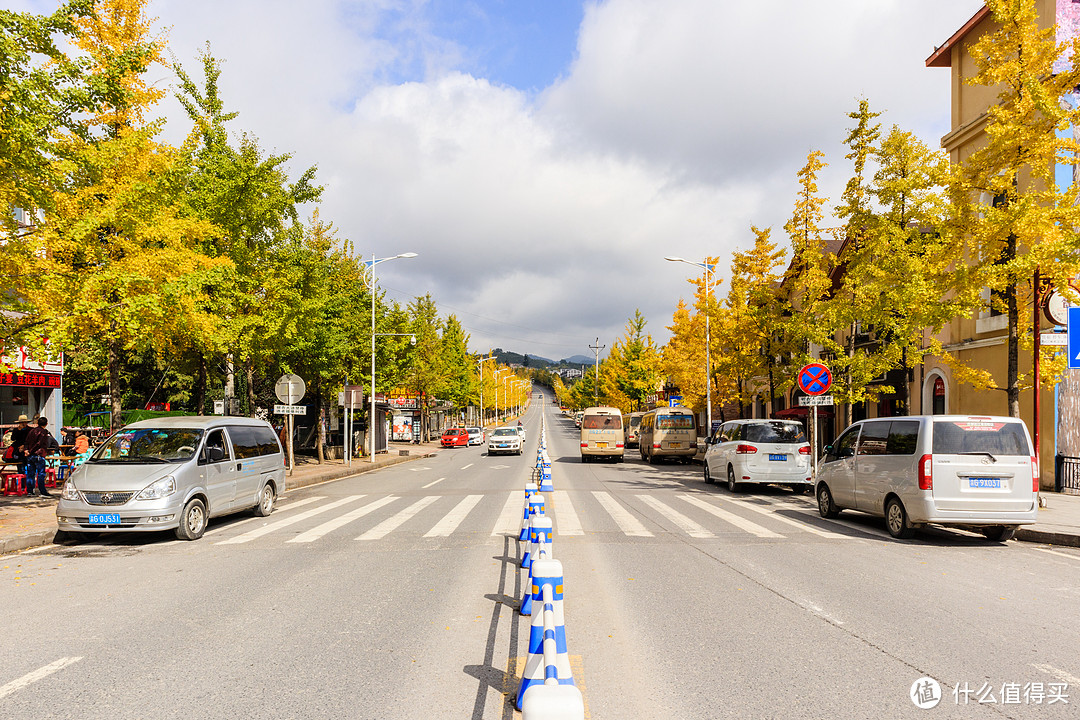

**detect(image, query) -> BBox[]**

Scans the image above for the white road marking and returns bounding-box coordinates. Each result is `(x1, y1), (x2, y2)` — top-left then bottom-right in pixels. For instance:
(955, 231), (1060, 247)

(1032, 547), (1080, 563)
(490, 464), (509, 469)
(592, 491), (653, 537)
(552, 491), (583, 536)
(492, 492), (525, 536)
(424, 495), (483, 537)
(724, 497), (851, 539)
(422, 477), (445, 489)
(460, 463), (473, 470)
(1032, 663), (1080, 686)
(20, 544), (59, 555)
(287, 496), (400, 543)
(215, 496), (365, 544)
(678, 494), (785, 538)
(408, 467), (432, 472)
(357, 496), (439, 540)
(637, 495), (714, 538)
(202, 496), (325, 537)
(0, 657), (83, 701)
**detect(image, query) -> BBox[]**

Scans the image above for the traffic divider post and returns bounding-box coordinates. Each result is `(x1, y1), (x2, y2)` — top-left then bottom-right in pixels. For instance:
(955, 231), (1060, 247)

(520, 516), (553, 615)
(520, 482), (539, 541)
(516, 558), (576, 711)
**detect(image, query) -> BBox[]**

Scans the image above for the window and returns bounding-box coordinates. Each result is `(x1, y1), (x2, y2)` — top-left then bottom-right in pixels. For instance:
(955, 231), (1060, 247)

(932, 377), (945, 415)
(583, 415), (621, 430)
(829, 426), (860, 461)
(856, 422), (890, 456)
(252, 426), (281, 455)
(885, 421), (920, 455)
(657, 415), (695, 430)
(744, 422), (806, 444)
(203, 429), (230, 463)
(932, 421), (1030, 456)
(91, 428), (203, 463)
(228, 426), (262, 459)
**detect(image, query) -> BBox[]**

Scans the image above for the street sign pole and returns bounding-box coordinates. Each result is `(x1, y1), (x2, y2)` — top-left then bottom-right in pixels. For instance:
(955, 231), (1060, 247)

(288, 379), (295, 475)
(812, 405), (818, 478)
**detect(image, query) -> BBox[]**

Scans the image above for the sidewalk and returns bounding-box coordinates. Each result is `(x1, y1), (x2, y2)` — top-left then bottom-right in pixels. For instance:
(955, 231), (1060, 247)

(0, 442), (441, 555)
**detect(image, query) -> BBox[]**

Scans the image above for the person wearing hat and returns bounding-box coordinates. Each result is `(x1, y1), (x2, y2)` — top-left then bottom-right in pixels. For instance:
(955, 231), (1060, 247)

(9, 415), (31, 477)
(23, 416), (53, 497)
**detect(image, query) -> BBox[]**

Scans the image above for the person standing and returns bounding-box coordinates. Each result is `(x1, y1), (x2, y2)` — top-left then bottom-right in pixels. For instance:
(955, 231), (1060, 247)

(23, 416), (53, 497)
(9, 415), (31, 477)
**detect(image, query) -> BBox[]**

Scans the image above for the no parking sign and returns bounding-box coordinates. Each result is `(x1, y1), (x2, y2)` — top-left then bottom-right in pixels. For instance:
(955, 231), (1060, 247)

(798, 363), (832, 396)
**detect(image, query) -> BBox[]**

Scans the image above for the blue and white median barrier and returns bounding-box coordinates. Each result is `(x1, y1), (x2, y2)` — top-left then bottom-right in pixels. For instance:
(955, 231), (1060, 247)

(516, 558), (576, 711)
(521, 513), (552, 572)
(519, 482), (538, 541)
(520, 516), (553, 615)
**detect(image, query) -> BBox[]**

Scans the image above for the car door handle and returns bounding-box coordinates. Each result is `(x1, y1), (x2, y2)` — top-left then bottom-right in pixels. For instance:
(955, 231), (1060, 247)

(236, 463), (242, 471)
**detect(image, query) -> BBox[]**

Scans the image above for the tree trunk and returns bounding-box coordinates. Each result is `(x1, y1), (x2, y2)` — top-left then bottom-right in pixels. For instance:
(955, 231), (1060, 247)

(315, 382), (324, 463)
(195, 353), (207, 415)
(108, 328), (123, 430)
(245, 358), (256, 417)
(898, 347), (910, 416)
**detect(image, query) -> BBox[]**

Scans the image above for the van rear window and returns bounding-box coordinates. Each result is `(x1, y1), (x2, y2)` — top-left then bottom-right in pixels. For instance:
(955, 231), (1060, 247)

(657, 415), (695, 430)
(745, 422), (806, 444)
(932, 421), (1030, 456)
(583, 415), (621, 430)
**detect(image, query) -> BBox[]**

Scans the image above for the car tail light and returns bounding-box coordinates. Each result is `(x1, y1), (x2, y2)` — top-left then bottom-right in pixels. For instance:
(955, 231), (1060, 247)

(689, 442), (697, 449)
(918, 454), (932, 490)
(735, 444), (757, 454)
(1031, 456), (1039, 492)
(653, 443), (661, 449)
(580, 443), (588, 448)
(616, 443), (624, 448)
(798, 446), (811, 455)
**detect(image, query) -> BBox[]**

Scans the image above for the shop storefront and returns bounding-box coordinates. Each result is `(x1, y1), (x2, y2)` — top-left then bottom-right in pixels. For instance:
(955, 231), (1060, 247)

(1, 346), (64, 437)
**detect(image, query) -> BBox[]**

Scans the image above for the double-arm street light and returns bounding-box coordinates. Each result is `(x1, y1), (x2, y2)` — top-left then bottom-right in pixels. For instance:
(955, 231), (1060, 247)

(476, 355), (496, 427)
(494, 367), (510, 423)
(368, 252), (417, 462)
(666, 256), (716, 438)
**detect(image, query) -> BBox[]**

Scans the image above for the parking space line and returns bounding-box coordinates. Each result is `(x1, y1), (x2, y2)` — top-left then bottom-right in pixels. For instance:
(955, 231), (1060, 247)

(0, 657), (83, 701)
(637, 495), (714, 538)
(678, 494), (785, 538)
(491, 492), (525, 536)
(424, 494), (483, 537)
(592, 491), (653, 537)
(552, 490), (583, 536)
(215, 496), (364, 544)
(357, 496), (439, 540)
(288, 496), (399, 543)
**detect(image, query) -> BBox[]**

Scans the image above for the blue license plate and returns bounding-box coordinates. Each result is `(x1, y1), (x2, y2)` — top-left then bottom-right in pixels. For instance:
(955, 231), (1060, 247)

(768, 454), (787, 462)
(968, 477), (1002, 489)
(88, 513), (121, 524)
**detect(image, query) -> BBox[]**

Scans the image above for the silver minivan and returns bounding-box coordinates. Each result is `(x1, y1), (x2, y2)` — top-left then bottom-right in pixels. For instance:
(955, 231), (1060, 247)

(56, 416), (285, 541)
(815, 415), (1038, 540)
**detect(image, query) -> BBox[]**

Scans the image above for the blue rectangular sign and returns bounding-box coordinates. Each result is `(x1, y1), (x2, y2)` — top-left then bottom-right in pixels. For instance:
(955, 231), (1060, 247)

(1070, 306), (1080, 370)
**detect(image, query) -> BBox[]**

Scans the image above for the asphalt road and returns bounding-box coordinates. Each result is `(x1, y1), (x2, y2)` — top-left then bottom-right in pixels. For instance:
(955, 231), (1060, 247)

(2, 397), (1079, 719)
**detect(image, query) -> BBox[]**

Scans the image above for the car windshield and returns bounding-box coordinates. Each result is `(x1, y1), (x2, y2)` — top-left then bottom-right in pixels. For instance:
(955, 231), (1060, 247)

(492, 428), (517, 437)
(91, 428), (204, 463)
(444, 428), (463, 435)
(744, 422), (807, 444)
(582, 415), (621, 430)
(932, 420), (1030, 456)
(657, 415), (695, 430)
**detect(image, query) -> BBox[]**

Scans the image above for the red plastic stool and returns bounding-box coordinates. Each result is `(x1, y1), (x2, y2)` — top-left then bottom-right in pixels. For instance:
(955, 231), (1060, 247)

(2, 473), (27, 496)
(44, 467), (58, 488)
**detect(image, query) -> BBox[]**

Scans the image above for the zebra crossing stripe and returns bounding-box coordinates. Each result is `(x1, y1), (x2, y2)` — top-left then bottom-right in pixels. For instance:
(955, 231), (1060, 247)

(492, 492), (525, 536)
(202, 496), (325, 537)
(636, 495), (714, 538)
(215, 495), (366, 544)
(734, 498), (852, 539)
(424, 494), (484, 537)
(357, 496), (439, 540)
(678, 494), (785, 538)
(287, 496), (400, 543)
(552, 491), (583, 536)
(592, 491), (653, 537)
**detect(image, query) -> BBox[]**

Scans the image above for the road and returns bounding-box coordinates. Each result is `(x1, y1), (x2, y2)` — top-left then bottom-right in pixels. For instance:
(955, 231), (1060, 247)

(2, 396), (1079, 719)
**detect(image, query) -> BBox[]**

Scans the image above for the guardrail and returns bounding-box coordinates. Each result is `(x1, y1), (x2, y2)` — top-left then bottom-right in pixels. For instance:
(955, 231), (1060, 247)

(1056, 454), (1080, 494)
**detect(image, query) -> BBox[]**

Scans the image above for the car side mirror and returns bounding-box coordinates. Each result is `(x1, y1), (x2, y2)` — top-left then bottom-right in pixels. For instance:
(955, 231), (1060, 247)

(823, 445), (833, 455)
(208, 446), (225, 463)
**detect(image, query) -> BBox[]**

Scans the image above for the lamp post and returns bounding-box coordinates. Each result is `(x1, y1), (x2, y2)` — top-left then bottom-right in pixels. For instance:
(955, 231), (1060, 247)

(368, 252), (417, 462)
(476, 355), (495, 428)
(666, 256), (716, 437)
(494, 368), (510, 423)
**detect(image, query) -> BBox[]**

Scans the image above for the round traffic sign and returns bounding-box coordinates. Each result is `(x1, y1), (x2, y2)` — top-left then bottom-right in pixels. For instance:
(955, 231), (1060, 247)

(798, 363), (832, 396)
(1044, 290), (1070, 326)
(275, 373), (306, 404)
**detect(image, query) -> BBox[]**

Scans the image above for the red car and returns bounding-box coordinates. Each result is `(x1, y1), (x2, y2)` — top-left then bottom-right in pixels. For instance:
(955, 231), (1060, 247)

(440, 427), (469, 448)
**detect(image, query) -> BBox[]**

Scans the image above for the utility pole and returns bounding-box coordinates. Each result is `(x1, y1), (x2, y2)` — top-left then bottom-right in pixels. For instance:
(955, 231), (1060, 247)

(589, 337), (605, 405)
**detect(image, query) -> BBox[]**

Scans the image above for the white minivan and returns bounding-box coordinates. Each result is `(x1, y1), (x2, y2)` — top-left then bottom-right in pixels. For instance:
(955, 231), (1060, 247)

(703, 419), (811, 491)
(56, 416), (285, 541)
(815, 415), (1038, 540)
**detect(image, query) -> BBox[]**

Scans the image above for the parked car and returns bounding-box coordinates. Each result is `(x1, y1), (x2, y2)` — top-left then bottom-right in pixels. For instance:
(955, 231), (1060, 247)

(815, 415), (1038, 540)
(487, 426), (522, 455)
(56, 416), (284, 542)
(704, 419), (811, 492)
(440, 427), (469, 448)
(466, 427), (484, 446)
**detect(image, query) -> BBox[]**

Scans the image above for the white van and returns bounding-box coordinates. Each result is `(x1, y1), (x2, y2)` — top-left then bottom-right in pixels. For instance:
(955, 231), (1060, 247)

(56, 416), (285, 541)
(703, 419), (811, 491)
(638, 406), (698, 464)
(815, 415), (1038, 540)
(580, 406), (624, 462)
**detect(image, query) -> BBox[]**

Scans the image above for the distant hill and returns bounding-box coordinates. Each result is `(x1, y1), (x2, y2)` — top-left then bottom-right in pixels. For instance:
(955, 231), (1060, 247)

(561, 354), (592, 365)
(484, 349), (593, 369)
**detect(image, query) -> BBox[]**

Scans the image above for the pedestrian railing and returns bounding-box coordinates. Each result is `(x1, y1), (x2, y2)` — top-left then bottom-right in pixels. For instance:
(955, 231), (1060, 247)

(1055, 454), (1080, 494)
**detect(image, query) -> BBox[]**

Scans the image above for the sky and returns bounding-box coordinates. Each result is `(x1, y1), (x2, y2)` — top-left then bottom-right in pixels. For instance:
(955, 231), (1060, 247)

(12, 0), (988, 361)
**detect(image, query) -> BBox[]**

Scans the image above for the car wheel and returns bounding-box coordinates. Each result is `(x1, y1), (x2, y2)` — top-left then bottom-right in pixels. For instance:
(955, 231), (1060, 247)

(885, 497), (914, 539)
(253, 483), (275, 517)
(175, 498), (207, 541)
(727, 465), (739, 493)
(981, 525), (1017, 542)
(703, 462), (714, 484)
(816, 483), (840, 518)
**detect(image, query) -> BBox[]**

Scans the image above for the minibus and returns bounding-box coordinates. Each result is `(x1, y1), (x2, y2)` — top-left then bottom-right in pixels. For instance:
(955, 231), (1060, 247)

(580, 406), (624, 462)
(639, 406), (698, 463)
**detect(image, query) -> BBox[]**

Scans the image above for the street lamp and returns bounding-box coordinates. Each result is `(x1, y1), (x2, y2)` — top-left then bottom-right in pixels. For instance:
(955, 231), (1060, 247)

(666, 256), (716, 437)
(476, 355), (495, 428)
(368, 252), (417, 462)
(494, 368), (510, 423)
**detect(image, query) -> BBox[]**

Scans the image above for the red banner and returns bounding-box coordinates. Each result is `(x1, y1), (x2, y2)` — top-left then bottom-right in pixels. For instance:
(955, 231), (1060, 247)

(0, 371), (63, 388)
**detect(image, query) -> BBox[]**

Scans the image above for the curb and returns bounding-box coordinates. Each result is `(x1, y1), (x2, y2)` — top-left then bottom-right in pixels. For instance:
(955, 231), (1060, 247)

(1016, 527), (1080, 548)
(1, 451), (437, 556)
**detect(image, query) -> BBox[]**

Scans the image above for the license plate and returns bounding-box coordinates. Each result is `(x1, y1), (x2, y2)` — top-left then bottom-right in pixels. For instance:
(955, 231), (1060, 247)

(968, 477), (1002, 489)
(669, 442), (681, 449)
(88, 513), (121, 525)
(596, 442), (608, 448)
(769, 454), (787, 462)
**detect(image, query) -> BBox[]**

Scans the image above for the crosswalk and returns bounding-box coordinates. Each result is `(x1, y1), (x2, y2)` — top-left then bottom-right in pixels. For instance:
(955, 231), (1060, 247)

(196, 489), (876, 547)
